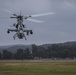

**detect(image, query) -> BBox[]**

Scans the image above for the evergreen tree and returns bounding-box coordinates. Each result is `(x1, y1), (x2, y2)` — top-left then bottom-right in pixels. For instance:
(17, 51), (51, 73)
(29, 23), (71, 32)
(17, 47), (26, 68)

(2, 50), (13, 59)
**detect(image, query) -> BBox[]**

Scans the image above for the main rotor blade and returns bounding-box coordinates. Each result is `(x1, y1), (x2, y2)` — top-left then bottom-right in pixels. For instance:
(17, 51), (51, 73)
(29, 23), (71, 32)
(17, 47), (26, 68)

(0, 17), (10, 18)
(1, 9), (17, 16)
(27, 18), (44, 23)
(31, 12), (55, 17)
(0, 17), (11, 19)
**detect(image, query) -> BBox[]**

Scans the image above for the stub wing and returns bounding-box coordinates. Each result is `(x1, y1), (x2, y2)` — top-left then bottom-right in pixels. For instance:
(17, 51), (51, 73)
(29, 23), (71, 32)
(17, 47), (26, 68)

(8, 29), (17, 32)
(23, 30), (33, 35)
(7, 29), (18, 33)
(23, 30), (32, 32)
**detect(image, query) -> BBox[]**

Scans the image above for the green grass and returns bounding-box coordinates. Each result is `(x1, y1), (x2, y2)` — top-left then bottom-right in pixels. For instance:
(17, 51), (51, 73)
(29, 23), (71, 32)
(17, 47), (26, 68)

(0, 60), (76, 75)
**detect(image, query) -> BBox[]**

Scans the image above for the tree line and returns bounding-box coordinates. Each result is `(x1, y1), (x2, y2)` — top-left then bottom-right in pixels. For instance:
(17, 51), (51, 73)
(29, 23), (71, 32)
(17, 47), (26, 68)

(0, 44), (76, 60)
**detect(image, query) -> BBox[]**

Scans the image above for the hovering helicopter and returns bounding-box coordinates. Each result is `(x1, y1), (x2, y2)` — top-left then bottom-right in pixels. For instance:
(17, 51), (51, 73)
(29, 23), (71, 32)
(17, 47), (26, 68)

(2, 9), (55, 40)
(7, 11), (33, 40)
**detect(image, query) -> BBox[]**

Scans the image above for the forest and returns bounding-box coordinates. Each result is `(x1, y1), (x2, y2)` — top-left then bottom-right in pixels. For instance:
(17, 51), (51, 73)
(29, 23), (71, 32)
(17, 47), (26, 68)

(0, 42), (76, 60)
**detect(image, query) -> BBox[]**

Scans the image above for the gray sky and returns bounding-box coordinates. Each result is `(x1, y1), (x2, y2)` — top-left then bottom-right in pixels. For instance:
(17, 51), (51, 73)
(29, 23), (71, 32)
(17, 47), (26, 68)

(0, 0), (76, 45)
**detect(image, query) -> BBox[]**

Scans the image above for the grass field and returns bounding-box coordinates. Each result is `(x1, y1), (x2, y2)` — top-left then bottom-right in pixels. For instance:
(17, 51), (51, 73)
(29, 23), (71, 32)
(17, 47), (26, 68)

(0, 60), (76, 75)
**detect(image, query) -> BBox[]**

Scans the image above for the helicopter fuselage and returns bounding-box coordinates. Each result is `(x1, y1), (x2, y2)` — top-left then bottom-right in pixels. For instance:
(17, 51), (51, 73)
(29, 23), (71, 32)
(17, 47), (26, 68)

(17, 31), (25, 39)
(7, 15), (33, 40)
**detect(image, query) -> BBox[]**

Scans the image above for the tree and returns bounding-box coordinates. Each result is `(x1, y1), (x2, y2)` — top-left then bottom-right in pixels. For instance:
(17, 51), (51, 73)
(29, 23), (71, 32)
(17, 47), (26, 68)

(32, 44), (38, 58)
(0, 52), (1, 59)
(2, 50), (13, 59)
(24, 48), (31, 59)
(14, 49), (24, 59)
(46, 46), (52, 58)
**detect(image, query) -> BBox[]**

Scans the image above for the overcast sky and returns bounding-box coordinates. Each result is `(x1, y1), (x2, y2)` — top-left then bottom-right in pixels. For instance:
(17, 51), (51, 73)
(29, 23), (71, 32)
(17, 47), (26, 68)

(0, 0), (76, 45)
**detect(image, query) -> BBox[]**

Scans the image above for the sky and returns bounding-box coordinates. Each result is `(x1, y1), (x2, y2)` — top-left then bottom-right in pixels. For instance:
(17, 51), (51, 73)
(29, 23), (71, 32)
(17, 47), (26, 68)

(0, 0), (76, 45)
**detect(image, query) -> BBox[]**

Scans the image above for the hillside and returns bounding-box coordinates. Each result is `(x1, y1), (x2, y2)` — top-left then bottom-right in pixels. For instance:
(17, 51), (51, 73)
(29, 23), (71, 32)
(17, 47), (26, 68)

(0, 41), (76, 53)
(0, 44), (32, 53)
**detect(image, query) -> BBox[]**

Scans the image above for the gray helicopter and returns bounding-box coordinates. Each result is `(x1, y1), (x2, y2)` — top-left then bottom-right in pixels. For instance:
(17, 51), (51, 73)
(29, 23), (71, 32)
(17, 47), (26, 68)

(2, 9), (55, 40)
(7, 12), (33, 40)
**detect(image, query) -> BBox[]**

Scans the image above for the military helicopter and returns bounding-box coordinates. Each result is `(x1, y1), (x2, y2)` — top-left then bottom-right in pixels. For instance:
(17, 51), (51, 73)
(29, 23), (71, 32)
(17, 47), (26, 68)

(7, 11), (33, 40)
(2, 9), (55, 40)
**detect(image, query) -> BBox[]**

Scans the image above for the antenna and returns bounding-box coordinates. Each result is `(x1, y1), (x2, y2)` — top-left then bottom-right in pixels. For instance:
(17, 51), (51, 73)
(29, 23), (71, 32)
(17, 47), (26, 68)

(20, 10), (21, 16)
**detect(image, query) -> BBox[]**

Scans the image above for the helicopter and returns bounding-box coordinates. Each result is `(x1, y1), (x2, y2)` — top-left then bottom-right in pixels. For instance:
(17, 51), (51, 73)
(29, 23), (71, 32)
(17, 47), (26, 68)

(7, 11), (33, 40)
(2, 9), (55, 40)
